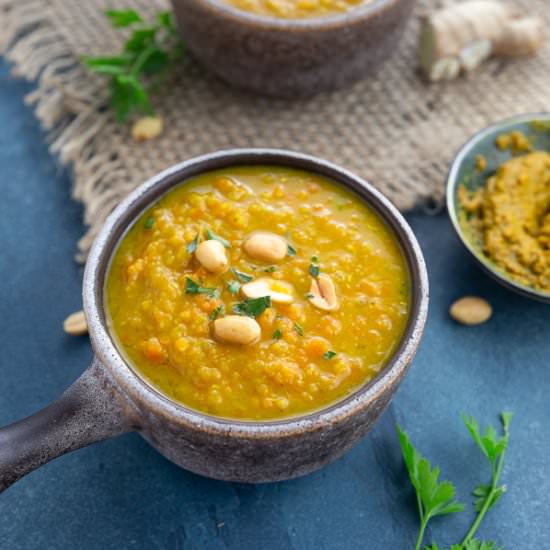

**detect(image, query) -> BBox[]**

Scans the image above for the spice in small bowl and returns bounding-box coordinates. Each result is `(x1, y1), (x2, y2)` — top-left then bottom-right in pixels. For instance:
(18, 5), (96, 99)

(447, 113), (550, 304)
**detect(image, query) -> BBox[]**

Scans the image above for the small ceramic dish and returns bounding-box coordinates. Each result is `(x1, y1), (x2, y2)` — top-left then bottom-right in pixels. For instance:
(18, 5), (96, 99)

(447, 112), (550, 304)
(170, 0), (416, 96)
(0, 149), (428, 492)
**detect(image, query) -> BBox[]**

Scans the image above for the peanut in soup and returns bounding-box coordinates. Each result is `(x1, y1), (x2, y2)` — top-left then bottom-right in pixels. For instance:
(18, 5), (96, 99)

(106, 166), (410, 420)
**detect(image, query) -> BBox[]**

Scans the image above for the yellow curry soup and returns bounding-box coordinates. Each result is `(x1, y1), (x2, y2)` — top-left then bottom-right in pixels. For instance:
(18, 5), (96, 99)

(222, 0), (368, 19)
(106, 167), (411, 420)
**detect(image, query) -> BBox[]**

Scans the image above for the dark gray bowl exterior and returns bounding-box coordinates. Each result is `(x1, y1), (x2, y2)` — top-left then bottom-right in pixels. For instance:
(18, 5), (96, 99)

(84, 149), (428, 483)
(170, 0), (416, 97)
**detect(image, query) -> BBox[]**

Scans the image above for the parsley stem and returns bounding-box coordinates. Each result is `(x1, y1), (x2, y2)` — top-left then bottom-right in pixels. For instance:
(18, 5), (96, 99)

(461, 466), (498, 543)
(415, 514), (430, 550)
(131, 42), (158, 75)
(462, 422), (510, 545)
(416, 493), (424, 523)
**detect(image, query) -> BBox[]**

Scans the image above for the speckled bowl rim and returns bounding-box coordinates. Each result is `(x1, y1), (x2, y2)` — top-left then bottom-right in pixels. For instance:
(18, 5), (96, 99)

(84, 149), (429, 438)
(189, 0), (396, 29)
(446, 112), (550, 304)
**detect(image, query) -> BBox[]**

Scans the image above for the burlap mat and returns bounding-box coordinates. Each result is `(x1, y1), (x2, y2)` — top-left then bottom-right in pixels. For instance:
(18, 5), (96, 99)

(1, 0), (549, 260)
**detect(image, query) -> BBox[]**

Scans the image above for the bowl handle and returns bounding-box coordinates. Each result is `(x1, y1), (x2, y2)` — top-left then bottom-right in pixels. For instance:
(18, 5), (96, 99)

(0, 357), (138, 493)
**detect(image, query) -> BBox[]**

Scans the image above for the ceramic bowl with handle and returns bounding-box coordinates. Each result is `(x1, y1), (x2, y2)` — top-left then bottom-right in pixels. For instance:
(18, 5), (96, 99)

(170, 0), (416, 96)
(447, 112), (550, 304)
(0, 149), (429, 492)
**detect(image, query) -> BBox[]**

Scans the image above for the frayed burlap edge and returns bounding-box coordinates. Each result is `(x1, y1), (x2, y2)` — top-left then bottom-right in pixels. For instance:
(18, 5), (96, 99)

(0, 0), (130, 262)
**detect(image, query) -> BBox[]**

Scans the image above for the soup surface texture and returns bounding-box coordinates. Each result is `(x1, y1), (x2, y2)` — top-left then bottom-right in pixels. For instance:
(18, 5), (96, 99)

(106, 167), (410, 420)
(222, 0), (367, 19)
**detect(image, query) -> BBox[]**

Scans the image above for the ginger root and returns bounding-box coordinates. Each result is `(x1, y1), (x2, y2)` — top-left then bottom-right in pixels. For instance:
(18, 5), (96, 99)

(419, 1), (544, 81)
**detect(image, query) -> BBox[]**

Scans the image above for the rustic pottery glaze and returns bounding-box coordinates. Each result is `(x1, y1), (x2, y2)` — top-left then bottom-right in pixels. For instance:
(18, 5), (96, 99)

(0, 150), (428, 492)
(447, 112), (550, 304)
(170, 0), (416, 96)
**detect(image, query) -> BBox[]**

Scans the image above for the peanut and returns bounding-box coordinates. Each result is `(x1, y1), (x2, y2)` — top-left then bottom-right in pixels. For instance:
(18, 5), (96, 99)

(63, 310), (88, 336)
(308, 274), (339, 312)
(212, 315), (261, 345)
(450, 296), (492, 325)
(131, 116), (163, 142)
(195, 240), (229, 273)
(243, 231), (287, 262)
(241, 278), (294, 304)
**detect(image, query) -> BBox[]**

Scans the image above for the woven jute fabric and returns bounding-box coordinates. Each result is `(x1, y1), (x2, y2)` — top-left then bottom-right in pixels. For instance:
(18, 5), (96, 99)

(1, 0), (549, 260)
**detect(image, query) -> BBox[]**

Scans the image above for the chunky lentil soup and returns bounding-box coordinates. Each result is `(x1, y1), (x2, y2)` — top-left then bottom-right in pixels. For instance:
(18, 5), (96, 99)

(222, 0), (368, 19)
(106, 167), (410, 420)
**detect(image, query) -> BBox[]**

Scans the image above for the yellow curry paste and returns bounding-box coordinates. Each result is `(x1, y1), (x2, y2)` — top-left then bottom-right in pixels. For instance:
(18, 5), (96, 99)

(459, 150), (550, 292)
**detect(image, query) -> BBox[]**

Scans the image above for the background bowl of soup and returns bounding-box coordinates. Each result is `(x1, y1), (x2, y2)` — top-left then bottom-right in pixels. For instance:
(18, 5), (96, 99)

(0, 150), (428, 491)
(170, 0), (416, 96)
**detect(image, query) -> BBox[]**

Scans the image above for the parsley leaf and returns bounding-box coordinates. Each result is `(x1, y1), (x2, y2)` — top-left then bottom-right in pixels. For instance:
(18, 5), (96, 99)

(273, 328), (282, 340)
(185, 277), (218, 298)
(471, 484), (505, 513)
(227, 281), (241, 294)
(83, 9), (183, 121)
(209, 305), (224, 320)
(231, 268), (253, 283)
(105, 9), (142, 27)
(233, 296), (271, 318)
(287, 244), (297, 256)
(157, 11), (174, 29)
(186, 234), (199, 254)
(397, 426), (464, 550)
(323, 351), (337, 360)
(294, 322), (304, 336)
(206, 228), (230, 248)
(143, 217), (155, 229)
(264, 266), (277, 273)
(309, 264), (320, 277)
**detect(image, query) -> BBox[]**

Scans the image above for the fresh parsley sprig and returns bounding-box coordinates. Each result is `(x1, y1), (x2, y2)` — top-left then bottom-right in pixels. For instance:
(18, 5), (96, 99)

(397, 428), (464, 550)
(227, 280), (241, 294)
(83, 9), (183, 121)
(231, 268), (254, 283)
(186, 234), (199, 254)
(233, 296), (271, 318)
(309, 263), (320, 278)
(206, 229), (230, 248)
(209, 305), (224, 320)
(461, 413), (512, 545)
(397, 412), (512, 550)
(185, 277), (219, 298)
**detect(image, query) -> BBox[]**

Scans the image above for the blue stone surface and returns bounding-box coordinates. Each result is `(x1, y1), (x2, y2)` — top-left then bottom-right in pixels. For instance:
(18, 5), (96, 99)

(0, 59), (548, 549)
